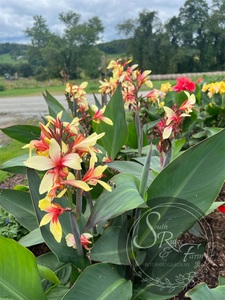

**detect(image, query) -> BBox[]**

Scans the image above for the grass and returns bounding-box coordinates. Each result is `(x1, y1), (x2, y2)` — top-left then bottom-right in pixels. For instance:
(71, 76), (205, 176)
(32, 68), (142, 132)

(0, 140), (28, 183)
(0, 78), (101, 97)
(0, 53), (28, 64)
(0, 74), (224, 98)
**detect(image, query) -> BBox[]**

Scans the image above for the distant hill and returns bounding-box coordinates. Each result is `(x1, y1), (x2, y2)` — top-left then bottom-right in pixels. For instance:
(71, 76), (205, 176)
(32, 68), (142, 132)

(97, 39), (129, 55)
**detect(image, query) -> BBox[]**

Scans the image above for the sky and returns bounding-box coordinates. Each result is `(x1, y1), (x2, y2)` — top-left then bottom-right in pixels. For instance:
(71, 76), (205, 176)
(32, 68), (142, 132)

(0, 0), (191, 44)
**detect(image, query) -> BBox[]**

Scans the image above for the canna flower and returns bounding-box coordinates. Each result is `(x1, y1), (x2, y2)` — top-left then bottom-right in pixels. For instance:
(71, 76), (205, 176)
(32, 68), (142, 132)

(72, 82), (88, 99)
(91, 105), (113, 125)
(202, 84), (210, 92)
(136, 70), (153, 89)
(178, 91), (196, 113)
(218, 205), (225, 213)
(82, 164), (112, 192)
(162, 106), (190, 139)
(172, 77), (196, 93)
(102, 152), (113, 163)
(146, 89), (160, 103)
(65, 83), (74, 95)
(72, 132), (105, 164)
(22, 131), (50, 157)
(24, 138), (82, 194)
(66, 233), (93, 250)
(40, 203), (70, 243)
(60, 172), (91, 191)
(197, 77), (203, 83)
(161, 82), (172, 93)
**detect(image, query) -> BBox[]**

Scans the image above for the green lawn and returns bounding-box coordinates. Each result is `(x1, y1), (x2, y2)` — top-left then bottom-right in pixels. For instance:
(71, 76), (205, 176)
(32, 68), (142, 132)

(0, 74), (223, 98)
(0, 53), (28, 64)
(0, 140), (28, 183)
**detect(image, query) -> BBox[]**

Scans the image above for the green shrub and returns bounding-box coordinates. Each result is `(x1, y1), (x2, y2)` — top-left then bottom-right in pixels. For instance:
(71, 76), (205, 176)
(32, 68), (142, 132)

(0, 207), (29, 241)
(0, 82), (6, 91)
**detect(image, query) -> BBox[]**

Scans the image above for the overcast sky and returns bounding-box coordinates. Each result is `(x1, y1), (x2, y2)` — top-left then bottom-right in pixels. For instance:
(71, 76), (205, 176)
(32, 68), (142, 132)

(0, 0), (194, 44)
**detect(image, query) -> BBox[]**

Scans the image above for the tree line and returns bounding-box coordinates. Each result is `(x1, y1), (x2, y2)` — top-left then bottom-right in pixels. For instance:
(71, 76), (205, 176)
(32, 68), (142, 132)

(1, 0), (225, 80)
(117, 0), (225, 74)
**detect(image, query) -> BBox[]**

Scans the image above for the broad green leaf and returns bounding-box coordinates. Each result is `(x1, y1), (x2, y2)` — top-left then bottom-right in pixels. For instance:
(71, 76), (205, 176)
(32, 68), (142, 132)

(0, 125), (41, 144)
(143, 119), (160, 134)
(205, 201), (225, 216)
(132, 241), (205, 300)
(0, 236), (47, 299)
(206, 127), (222, 137)
(84, 173), (147, 231)
(147, 129), (225, 211)
(120, 144), (159, 156)
(45, 285), (69, 300)
(93, 93), (102, 110)
(37, 252), (71, 292)
(127, 120), (148, 149)
(43, 93), (72, 123)
(107, 161), (155, 187)
(0, 189), (38, 231)
(170, 138), (186, 161)
(218, 275), (225, 286)
(0, 154), (29, 174)
(186, 282), (225, 300)
(45, 90), (65, 111)
(19, 228), (44, 247)
(90, 227), (129, 265)
(132, 155), (161, 174)
(27, 169), (88, 269)
(140, 129), (225, 247)
(14, 185), (29, 191)
(62, 263), (132, 300)
(38, 265), (60, 285)
(96, 84), (128, 160)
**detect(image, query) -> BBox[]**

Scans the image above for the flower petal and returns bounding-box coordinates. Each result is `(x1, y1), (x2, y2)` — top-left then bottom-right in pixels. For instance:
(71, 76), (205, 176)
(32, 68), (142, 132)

(50, 220), (62, 243)
(24, 156), (55, 170)
(39, 172), (54, 194)
(163, 125), (173, 139)
(49, 139), (61, 165)
(61, 153), (82, 170)
(40, 213), (53, 226)
(65, 233), (75, 247)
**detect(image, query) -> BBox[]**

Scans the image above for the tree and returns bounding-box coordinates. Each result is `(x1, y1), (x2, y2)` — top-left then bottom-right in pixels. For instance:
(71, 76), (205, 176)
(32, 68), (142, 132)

(116, 9), (163, 72)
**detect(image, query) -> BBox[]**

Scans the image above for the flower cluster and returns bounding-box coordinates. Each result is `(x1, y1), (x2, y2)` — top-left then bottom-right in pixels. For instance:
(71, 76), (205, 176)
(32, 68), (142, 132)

(161, 82), (172, 93)
(99, 59), (153, 108)
(202, 81), (225, 98)
(146, 89), (165, 109)
(23, 111), (113, 242)
(65, 82), (89, 113)
(153, 92), (196, 165)
(172, 76), (196, 93)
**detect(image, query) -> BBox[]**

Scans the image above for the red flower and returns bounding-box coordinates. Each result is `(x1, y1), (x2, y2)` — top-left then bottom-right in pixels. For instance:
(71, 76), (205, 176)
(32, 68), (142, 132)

(172, 77), (196, 93)
(218, 205), (225, 213)
(197, 77), (203, 83)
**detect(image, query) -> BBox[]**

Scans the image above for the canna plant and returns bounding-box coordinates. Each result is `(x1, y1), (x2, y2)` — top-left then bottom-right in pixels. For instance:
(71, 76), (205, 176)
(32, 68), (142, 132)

(0, 60), (224, 300)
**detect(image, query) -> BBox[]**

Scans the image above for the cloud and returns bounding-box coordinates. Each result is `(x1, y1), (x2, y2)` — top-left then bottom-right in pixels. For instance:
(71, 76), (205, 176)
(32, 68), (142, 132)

(0, 0), (187, 43)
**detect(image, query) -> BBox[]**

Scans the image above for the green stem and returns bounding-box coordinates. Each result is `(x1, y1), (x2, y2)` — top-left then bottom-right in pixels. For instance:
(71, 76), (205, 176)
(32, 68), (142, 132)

(75, 170), (82, 221)
(67, 189), (74, 210)
(69, 212), (84, 259)
(222, 94), (225, 108)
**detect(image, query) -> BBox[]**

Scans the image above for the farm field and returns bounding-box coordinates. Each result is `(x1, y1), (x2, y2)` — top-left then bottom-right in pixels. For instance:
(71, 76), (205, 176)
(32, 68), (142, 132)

(0, 53), (28, 64)
(0, 74), (223, 98)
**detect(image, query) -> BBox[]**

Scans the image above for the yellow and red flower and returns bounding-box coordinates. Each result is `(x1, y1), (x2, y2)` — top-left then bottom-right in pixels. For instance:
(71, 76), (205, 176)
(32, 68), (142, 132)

(65, 233), (93, 250)
(40, 202), (70, 243)
(91, 105), (113, 125)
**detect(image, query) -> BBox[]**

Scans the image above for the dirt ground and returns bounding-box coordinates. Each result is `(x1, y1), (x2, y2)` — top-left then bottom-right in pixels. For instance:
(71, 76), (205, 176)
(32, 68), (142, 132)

(2, 174), (225, 299)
